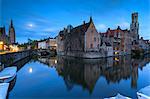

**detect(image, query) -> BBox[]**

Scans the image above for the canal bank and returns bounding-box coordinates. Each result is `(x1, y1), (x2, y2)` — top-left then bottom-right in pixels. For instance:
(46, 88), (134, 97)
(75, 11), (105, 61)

(0, 50), (36, 66)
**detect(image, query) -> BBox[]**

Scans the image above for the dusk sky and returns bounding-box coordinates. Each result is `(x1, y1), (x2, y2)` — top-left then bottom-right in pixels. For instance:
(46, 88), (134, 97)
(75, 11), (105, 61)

(0, 0), (150, 43)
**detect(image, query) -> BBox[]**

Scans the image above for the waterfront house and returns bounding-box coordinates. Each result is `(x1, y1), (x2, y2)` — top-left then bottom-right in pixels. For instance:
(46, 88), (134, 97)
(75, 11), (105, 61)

(37, 38), (57, 50)
(56, 17), (104, 58)
(100, 41), (113, 57)
(139, 37), (150, 51)
(37, 39), (48, 49)
(101, 27), (132, 56)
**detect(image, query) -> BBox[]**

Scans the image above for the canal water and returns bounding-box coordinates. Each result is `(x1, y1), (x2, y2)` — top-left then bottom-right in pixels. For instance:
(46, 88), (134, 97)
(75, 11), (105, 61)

(8, 55), (150, 99)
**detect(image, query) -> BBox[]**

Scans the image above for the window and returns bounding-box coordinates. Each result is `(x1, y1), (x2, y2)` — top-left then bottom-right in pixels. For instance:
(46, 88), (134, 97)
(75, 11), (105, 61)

(135, 23), (136, 27)
(90, 44), (93, 48)
(97, 44), (99, 48)
(94, 37), (96, 42)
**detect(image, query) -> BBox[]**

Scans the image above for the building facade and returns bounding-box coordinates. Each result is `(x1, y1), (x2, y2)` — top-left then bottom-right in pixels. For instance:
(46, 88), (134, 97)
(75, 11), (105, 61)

(130, 12), (139, 43)
(56, 12), (149, 58)
(57, 17), (104, 58)
(37, 38), (57, 50)
(100, 26), (132, 56)
(0, 20), (16, 50)
(9, 20), (16, 44)
(100, 41), (113, 57)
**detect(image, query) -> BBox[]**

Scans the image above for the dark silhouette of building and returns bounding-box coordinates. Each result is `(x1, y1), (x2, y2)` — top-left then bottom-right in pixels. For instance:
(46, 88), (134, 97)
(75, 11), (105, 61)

(9, 19), (16, 44)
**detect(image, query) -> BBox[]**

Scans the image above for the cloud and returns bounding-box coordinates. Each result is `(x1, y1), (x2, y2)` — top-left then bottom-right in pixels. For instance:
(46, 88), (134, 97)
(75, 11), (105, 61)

(42, 28), (59, 33)
(116, 22), (130, 29)
(96, 24), (107, 32)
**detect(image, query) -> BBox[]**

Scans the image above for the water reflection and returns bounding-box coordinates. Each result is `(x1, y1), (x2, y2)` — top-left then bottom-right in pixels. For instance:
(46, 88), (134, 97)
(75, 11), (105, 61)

(29, 67), (33, 73)
(38, 56), (57, 68)
(37, 55), (150, 94)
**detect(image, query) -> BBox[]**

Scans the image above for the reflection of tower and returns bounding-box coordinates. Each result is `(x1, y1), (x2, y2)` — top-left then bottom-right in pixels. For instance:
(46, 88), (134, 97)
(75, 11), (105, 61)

(9, 19), (16, 44)
(131, 66), (138, 89)
(130, 12), (139, 42)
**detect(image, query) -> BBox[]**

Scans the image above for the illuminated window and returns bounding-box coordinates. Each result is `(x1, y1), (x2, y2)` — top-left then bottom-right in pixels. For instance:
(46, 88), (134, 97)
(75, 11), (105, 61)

(115, 58), (119, 61)
(0, 41), (4, 45)
(115, 52), (119, 55)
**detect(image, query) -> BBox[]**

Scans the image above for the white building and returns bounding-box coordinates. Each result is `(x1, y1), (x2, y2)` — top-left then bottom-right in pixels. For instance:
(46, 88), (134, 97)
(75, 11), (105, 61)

(100, 41), (113, 57)
(38, 40), (47, 49)
(37, 38), (57, 50)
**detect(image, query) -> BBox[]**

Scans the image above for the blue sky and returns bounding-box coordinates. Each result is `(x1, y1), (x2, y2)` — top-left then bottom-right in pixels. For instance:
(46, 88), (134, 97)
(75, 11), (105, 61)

(0, 0), (150, 43)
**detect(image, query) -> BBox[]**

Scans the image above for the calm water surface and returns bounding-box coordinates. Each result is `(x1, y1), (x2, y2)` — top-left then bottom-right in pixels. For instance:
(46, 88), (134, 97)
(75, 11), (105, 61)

(8, 55), (150, 99)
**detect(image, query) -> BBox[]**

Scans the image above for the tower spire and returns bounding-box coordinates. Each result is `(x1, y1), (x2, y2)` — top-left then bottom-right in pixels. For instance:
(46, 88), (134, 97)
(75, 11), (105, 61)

(10, 19), (13, 27)
(90, 16), (93, 22)
(9, 19), (16, 44)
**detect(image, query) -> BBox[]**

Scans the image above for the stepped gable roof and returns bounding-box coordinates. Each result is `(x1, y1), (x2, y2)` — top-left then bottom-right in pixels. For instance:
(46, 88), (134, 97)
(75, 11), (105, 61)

(102, 26), (129, 37)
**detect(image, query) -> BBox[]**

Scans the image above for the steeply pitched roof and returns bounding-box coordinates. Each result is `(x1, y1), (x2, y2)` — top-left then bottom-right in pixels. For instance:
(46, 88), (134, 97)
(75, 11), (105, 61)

(101, 27), (129, 37)
(59, 20), (92, 36)
(70, 22), (91, 35)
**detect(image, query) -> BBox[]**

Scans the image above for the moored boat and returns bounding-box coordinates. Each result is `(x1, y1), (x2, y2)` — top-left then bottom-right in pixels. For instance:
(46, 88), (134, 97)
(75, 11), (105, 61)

(137, 85), (150, 99)
(104, 93), (131, 99)
(0, 67), (17, 82)
(0, 83), (9, 99)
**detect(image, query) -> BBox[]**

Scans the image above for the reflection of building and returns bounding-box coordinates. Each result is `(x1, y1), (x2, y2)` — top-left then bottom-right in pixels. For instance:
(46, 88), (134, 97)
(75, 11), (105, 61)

(55, 55), (150, 93)
(56, 57), (102, 93)
(38, 57), (57, 67)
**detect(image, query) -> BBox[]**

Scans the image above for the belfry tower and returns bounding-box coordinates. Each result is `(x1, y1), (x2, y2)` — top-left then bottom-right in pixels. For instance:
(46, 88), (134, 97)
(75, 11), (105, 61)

(9, 19), (16, 44)
(130, 12), (139, 42)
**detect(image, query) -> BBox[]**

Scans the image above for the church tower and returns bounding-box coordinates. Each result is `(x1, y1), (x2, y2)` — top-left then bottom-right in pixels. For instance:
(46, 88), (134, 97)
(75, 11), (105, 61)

(130, 12), (139, 42)
(9, 19), (16, 44)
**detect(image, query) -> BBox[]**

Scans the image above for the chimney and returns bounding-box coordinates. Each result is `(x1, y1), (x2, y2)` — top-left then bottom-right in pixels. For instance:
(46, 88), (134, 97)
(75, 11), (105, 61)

(90, 16), (93, 22)
(83, 21), (85, 24)
(117, 26), (121, 30)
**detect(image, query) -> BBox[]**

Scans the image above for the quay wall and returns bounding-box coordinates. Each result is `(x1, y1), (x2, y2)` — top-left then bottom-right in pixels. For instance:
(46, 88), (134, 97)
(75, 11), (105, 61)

(58, 51), (106, 59)
(0, 50), (35, 66)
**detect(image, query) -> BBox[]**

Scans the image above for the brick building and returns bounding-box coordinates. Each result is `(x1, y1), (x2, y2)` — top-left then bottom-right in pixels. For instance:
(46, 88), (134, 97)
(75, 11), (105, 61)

(100, 26), (132, 56)
(56, 17), (103, 58)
